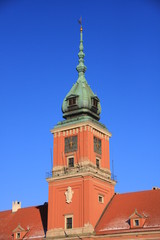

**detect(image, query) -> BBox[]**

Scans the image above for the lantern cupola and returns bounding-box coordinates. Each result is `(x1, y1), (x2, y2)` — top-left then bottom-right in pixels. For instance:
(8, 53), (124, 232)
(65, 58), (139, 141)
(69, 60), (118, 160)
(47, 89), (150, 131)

(62, 25), (101, 120)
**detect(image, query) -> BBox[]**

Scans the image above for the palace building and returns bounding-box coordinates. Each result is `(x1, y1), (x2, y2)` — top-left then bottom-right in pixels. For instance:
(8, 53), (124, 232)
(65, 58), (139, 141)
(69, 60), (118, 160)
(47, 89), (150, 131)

(0, 25), (160, 240)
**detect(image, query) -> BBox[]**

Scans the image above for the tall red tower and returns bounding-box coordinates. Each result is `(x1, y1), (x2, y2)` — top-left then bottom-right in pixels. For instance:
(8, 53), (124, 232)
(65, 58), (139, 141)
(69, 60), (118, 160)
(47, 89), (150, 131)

(46, 25), (116, 239)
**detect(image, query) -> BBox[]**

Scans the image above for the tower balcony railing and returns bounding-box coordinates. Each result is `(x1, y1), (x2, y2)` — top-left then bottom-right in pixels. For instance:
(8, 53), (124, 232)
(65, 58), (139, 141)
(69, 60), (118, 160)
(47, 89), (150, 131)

(111, 173), (117, 182)
(46, 165), (117, 183)
(46, 171), (52, 178)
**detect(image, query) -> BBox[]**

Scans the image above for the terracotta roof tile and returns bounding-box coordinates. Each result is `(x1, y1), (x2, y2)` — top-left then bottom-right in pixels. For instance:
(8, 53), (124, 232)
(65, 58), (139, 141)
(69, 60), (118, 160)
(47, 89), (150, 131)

(0, 203), (47, 239)
(95, 189), (160, 235)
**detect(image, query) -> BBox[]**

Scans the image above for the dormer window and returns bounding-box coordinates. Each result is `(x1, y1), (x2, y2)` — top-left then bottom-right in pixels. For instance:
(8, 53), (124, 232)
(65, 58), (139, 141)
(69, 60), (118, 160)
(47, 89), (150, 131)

(16, 232), (20, 239)
(13, 224), (27, 240)
(69, 97), (76, 106)
(134, 219), (140, 227)
(129, 209), (146, 229)
(92, 98), (98, 108)
(66, 95), (78, 110)
(91, 96), (99, 114)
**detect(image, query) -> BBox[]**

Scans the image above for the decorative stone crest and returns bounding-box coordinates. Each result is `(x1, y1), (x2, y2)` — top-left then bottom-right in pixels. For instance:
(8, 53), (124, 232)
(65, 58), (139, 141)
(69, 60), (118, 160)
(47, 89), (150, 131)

(65, 186), (74, 204)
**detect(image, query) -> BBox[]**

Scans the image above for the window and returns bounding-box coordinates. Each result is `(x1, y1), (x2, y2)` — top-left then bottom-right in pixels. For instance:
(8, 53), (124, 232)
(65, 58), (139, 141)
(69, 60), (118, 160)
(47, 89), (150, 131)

(66, 217), (72, 229)
(98, 195), (104, 203)
(134, 219), (139, 226)
(92, 98), (98, 108)
(96, 158), (100, 168)
(65, 215), (73, 229)
(68, 157), (74, 167)
(16, 232), (20, 239)
(94, 137), (102, 155)
(65, 136), (77, 153)
(69, 97), (76, 106)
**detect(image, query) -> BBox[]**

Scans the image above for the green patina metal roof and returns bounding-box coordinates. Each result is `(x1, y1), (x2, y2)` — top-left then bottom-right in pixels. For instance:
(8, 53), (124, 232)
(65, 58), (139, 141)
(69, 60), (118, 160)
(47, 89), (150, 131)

(55, 115), (109, 133)
(62, 25), (101, 121)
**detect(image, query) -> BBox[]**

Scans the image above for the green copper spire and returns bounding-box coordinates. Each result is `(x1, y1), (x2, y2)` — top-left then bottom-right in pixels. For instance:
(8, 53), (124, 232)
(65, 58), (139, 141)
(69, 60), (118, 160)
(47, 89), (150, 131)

(62, 23), (101, 121)
(76, 25), (87, 79)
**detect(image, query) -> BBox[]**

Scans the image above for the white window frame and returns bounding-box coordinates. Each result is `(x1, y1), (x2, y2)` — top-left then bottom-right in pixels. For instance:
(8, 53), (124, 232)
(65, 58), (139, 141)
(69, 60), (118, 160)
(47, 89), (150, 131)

(67, 156), (74, 168)
(65, 214), (73, 229)
(16, 232), (20, 239)
(134, 219), (140, 227)
(98, 194), (104, 203)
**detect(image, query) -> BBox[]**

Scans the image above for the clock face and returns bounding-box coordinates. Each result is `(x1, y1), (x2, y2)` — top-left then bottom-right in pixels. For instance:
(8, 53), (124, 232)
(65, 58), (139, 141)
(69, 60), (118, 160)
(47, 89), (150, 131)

(65, 136), (77, 153)
(94, 136), (101, 155)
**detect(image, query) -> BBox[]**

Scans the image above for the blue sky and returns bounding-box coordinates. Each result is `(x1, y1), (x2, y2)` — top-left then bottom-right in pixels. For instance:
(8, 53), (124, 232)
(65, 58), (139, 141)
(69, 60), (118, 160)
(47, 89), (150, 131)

(0, 0), (160, 211)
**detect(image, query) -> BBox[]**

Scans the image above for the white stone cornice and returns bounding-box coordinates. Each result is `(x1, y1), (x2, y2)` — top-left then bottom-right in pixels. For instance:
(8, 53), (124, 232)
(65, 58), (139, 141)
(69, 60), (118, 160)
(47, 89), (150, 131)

(51, 120), (111, 137)
(46, 163), (116, 186)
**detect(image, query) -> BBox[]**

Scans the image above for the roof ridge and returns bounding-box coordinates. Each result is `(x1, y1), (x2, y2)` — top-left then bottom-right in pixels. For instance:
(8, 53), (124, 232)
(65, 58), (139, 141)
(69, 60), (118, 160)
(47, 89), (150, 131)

(0, 208), (12, 212)
(0, 203), (48, 213)
(117, 189), (158, 196)
(19, 203), (48, 210)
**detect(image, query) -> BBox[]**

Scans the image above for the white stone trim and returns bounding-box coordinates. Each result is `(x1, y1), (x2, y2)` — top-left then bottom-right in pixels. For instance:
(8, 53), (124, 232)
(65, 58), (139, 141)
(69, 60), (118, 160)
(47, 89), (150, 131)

(51, 120), (111, 137)
(47, 163), (115, 186)
(65, 214), (73, 229)
(46, 223), (94, 238)
(98, 194), (104, 203)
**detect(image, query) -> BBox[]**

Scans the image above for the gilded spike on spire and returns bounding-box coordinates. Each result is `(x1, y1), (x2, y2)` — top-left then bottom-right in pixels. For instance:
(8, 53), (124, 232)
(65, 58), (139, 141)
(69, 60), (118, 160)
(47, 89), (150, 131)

(76, 18), (87, 78)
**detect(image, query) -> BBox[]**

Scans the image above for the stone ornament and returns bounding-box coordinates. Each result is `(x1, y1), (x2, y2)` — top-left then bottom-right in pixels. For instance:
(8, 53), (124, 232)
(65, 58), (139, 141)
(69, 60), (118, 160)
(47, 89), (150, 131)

(65, 186), (74, 204)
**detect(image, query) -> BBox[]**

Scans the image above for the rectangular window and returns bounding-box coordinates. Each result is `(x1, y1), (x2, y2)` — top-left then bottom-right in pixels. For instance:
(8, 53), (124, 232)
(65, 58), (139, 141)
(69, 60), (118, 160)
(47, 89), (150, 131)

(68, 157), (74, 167)
(96, 158), (100, 168)
(66, 217), (72, 229)
(134, 219), (139, 226)
(94, 136), (102, 155)
(65, 136), (77, 153)
(92, 98), (98, 108)
(65, 215), (73, 229)
(69, 97), (76, 106)
(98, 195), (104, 203)
(16, 232), (20, 239)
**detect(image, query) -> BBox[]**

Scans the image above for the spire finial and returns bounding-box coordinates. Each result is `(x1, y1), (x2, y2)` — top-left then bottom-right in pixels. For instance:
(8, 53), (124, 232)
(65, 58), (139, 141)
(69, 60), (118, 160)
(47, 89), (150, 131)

(76, 17), (87, 78)
(78, 16), (82, 32)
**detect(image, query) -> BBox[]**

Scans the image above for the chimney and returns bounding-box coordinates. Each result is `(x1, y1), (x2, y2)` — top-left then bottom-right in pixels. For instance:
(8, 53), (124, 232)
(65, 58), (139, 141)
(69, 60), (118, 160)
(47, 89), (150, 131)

(152, 186), (160, 190)
(12, 201), (21, 213)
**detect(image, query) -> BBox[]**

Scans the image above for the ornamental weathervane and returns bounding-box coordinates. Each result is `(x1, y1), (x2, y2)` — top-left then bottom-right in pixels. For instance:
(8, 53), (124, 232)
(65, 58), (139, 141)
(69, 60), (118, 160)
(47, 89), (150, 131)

(78, 16), (82, 31)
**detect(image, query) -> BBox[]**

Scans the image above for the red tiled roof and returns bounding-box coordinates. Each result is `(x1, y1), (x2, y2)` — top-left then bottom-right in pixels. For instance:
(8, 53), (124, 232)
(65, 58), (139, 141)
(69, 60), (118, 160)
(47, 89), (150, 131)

(0, 203), (47, 239)
(95, 189), (160, 235)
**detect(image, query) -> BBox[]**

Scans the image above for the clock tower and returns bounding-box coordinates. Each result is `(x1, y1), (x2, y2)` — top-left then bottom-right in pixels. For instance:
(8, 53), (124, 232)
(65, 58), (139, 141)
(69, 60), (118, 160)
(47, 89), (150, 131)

(46, 25), (116, 239)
